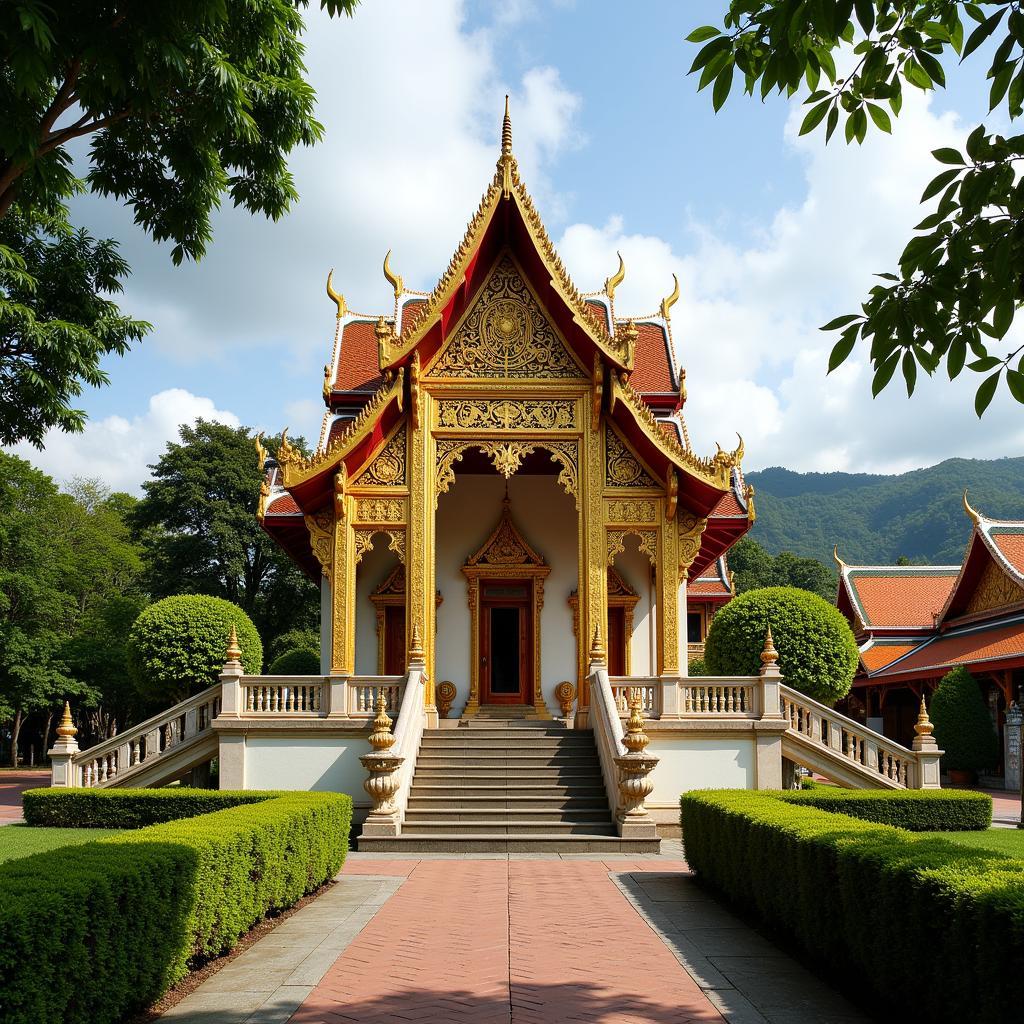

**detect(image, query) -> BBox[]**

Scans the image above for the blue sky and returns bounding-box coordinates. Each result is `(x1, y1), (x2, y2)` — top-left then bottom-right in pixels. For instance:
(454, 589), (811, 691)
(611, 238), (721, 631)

(13, 1), (1021, 490)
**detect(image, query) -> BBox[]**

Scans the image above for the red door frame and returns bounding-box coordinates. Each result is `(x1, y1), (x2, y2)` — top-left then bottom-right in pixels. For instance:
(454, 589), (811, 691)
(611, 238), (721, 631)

(479, 579), (532, 705)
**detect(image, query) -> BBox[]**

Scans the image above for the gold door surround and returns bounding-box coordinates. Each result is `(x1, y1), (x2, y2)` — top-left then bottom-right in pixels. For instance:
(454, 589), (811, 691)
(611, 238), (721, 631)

(461, 496), (551, 718)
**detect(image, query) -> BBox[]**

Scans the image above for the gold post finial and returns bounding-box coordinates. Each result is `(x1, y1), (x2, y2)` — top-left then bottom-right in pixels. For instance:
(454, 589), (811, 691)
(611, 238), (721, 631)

(502, 94), (513, 156)
(326, 269), (345, 318)
(604, 252), (626, 300)
(914, 692), (935, 739)
(409, 622), (425, 660)
(760, 625), (778, 668)
(56, 701), (77, 740)
(660, 273), (680, 320)
(622, 688), (650, 754)
(589, 624), (607, 664)
(226, 624), (242, 665)
(963, 489), (982, 525)
(368, 692), (396, 751)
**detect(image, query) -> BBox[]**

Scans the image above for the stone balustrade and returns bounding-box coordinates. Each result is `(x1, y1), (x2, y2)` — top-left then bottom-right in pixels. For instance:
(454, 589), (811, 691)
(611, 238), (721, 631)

(242, 678), (323, 714)
(220, 673), (405, 720)
(610, 679), (660, 718)
(680, 679), (757, 716)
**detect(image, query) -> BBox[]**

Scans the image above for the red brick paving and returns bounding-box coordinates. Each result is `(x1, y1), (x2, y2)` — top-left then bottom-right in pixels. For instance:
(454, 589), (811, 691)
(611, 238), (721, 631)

(292, 859), (722, 1024)
(0, 770), (48, 821)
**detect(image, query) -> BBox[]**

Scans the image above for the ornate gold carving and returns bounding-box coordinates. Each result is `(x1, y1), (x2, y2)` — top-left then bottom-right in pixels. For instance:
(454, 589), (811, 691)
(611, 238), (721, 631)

(333, 465), (347, 520)
(254, 432), (268, 471)
(429, 255), (584, 379)
(592, 353), (603, 429)
(437, 681), (457, 719)
(607, 528), (658, 565)
(359, 424), (407, 486)
(555, 681), (576, 717)
(660, 273), (680, 320)
(479, 441), (536, 478)
(323, 363), (332, 401)
(666, 469), (678, 521)
(56, 701), (77, 740)
(326, 268), (345, 318)
(354, 497), (405, 524)
(353, 527), (406, 566)
(435, 398), (577, 431)
(435, 439), (468, 502)
(466, 497), (545, 567)
(605, 498), (658, 524)
(353, 529), (375, 566)
(604, 252), (625, 300)
(678, 511), (708, 578)
(256, 479), (270, 523)
(383, 249), (403, 299)
(605, 426), (657, 488)
(277, 428), (299, 467)
(965, 559), (1023, 615)
(409, 351), (421, 431)
(305, 509), (335, 580)
(569, 566), (639, 678)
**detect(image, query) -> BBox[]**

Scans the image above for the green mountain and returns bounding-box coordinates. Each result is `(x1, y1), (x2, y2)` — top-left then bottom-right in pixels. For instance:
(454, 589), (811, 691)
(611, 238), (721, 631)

(747, 457), (1024, 567)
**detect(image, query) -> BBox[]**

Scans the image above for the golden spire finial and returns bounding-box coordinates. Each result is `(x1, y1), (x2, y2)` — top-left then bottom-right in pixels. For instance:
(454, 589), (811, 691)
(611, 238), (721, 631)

(368, 692), (396, 751)
(605, 252), (626, 300)
(833, 544), (847, 571)
(226, 624), (242, 665)
(760, 625), (778, 667)
(56, 701), (77, 740)
(501, 94), (513, 156)
(383, 250), (403, 299)
(660, 273), (680, 320)
(326, 269), (345, 318)
(589, 623), (607, 664)
(409, 622), (425, 661)
(963, 489), (982, 525)
(914, 692), (934, 739)
(622, 688), (650, 754)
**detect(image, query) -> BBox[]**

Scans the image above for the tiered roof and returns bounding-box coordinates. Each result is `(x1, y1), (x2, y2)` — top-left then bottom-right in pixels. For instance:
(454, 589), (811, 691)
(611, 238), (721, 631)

(836, 494), (1024, 684)
(689, 556), (735, 602)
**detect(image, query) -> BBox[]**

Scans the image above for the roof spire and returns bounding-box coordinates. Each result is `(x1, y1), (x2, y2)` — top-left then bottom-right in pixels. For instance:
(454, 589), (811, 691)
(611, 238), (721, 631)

(963, 489), (982, 525)
(833, 544), (847, 571)
(501, 94), (513, 156)
(497, 95), (515, 196)
(660, 273), (680, 320)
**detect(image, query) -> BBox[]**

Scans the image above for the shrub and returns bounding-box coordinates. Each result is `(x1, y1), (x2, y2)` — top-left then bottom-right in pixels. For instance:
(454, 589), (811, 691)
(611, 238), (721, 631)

(930, 666), (1000, 774)
(703, 586), (858, 705)
(680, 790), (1024, 1024)
(686, 657), (708, 676)
(268, 647), (320, 675)
(128, 595), (262, 702)
(267, 627), (320, 664)
(0, 790), (350, 1024)
(777, 788), (992, 831)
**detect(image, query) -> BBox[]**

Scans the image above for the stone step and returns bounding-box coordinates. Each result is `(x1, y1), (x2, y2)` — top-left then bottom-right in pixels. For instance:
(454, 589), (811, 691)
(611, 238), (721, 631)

(418, 738), (594, 751)
(357, 834), (661, 854)
(400, 819), (617, 835)
(416, 753), (597, 765)
(405, 798), (610, 812)
(408, 783), (608, 798)
(413, 769), (604, 783)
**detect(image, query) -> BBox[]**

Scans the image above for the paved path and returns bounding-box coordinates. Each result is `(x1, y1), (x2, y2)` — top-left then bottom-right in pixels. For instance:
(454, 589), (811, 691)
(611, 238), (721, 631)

(0, 770), (48, 822)
(165, 852), (869, 1024)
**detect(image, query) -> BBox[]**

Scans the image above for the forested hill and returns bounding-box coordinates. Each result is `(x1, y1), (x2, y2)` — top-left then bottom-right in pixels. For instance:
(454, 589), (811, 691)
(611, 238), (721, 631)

(747, 457), (1024, 567)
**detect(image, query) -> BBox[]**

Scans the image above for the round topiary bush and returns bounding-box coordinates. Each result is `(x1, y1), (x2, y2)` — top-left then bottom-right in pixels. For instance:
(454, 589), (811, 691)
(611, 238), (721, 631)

(268, 647), (320, 675)
(267, 627), (320, 665)
(687, 657), (708, 677)
(929, 666), (999, 776)
(128, 596), (262, 703)
(703, 586), (858, 705)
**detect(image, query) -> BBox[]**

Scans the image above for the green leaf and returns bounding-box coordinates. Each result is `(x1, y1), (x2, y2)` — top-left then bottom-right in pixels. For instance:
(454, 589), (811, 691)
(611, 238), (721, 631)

(713, 63), (735, 112)
(921, 167), (961, 202)
(975, 370), (1001, 416)
(689, 36), (732, 75)
(968, 356), (1002, 372)
(932, 147), (964, 165)
(854, 0), (874, 35)
(821, 314), (861, 332)
(866, 103), (892, 133)
(872, 353), (900, 396)
(948, 337), (968, 379)
(828, 329), (859, 372)
(1007, 369), (1024, 403)
(902, 350), (918, 396)
(993, 297), (1014, 338)
(799, 100), (831, 136)
(686, 26), (721, 43)
(962, 8), (1006, 60)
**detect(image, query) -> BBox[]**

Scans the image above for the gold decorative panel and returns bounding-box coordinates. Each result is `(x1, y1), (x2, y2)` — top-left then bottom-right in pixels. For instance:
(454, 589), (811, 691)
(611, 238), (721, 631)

(354, 497), (405, 524)
(608, 528), (658, 565)
(429, 255), (585, 379)
(354, 528), (406, 565)
(605, 426), (657, 488)
(358, 424), (407, 486)
(435, 398), (578, 431)
(965, 558), (1023, 615)
(605, 498), (658, 525)
(678, 511), (708, 578)
(304, 509), (334, 580)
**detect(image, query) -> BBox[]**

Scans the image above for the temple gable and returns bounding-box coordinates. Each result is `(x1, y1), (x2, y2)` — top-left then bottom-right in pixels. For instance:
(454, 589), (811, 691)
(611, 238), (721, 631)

(426, 254), (587, 380)
(964, 557), (1024, 616)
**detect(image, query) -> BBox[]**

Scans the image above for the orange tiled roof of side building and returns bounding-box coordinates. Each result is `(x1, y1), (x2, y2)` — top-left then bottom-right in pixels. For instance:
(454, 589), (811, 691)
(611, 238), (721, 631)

(266, 493), (301, 516)
(629, 322), (676, 394)
(871, 617), (1024, 678)
(689, 577), (731, 596)
(859, 643), (919, 674)
(990, 529), (1024, 576)
(710, 490), (745, 518)
(845, 569), (959, 628)
(333, 320), (383, 393)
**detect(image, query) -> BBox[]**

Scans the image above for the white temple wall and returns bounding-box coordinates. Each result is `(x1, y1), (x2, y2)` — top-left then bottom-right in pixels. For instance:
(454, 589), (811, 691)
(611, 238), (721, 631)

(613, 542), (655, 676)
(320, 577), (332, 675)
(354, 540), (401, 676)
(646, 736), (754, 804)
(435, 473), (578, 715)
(242, 734), (370, 798)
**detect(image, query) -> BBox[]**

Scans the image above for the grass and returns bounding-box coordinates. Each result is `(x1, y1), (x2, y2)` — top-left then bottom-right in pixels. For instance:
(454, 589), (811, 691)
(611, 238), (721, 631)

(922, 827), (1024, 856)
(0, 824), (125, 863)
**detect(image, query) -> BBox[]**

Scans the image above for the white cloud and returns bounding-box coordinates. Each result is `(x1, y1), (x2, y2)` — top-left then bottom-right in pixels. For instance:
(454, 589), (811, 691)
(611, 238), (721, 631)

(557, 89), (1024, 472)
(13, 389), (240, 493)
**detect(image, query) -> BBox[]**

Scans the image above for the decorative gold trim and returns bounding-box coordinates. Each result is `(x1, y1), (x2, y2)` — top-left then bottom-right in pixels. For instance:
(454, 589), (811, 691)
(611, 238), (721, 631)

(605, 423), (658, 489)
(607, 528), (658, 566)
(604, 498), (659, 525)
(305, 508), (335, 580)
(678, 511), (708, 579)
(604, 252), (625, 300)
(353, 497), (405, 524)
(435, 397), (578, 431)
(660, 273), (680, 321)
(353, 527), (406, 566)
(326, 269), (346, 318)
(356, 422), (407, 486)
(383, 250), (403, 300)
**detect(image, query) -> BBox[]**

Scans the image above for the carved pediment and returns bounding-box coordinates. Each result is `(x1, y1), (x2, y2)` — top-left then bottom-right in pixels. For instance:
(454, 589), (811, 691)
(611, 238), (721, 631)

(371, 563), (406, 598)
(965, 559), (1024, 616)
(465, 497), (546, 568)
(428, 254), (586, 379)
(356, 423), (407, 486)
(608, 566), (638, 598)
(605, 425), (657, 488)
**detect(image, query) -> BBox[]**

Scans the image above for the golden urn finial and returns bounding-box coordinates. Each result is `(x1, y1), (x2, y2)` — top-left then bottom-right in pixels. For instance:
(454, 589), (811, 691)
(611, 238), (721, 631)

(56, 701), (77, 740)
(622, 688), (650, 754)
(226, 624), (242, 665)
(914, 692), (934, 739)
(368, 692), (396, 751)
(760, 625), (778, 667)
(501, 93), (513, 156)
(326, 268), (345, 318)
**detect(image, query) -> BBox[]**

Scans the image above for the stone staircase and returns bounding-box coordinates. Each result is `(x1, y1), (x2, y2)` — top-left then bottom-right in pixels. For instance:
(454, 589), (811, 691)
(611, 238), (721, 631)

(358, 719), (661, 853)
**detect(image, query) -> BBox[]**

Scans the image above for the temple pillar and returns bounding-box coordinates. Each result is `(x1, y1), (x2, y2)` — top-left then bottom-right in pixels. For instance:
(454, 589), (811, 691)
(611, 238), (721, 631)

(331, 484), (356, 676)
(658, 502), (680, 678)
(579, 408), (607, 722)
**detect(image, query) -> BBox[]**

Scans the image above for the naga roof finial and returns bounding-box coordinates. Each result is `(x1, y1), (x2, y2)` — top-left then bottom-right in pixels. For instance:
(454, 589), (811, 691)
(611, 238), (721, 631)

(963, 489), (982, 525)
(833, 544), (847, 571)
(501, 93), (513, 157)
(326, 269), (345, 318)
(383, 250), (403, 299)
(660, 273), (680, 320)
(605, 251), (626, 300)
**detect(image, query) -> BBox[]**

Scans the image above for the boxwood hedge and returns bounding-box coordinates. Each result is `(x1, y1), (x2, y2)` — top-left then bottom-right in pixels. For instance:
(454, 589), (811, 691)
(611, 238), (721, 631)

(777, 787), (992, 831)
(680, 790), (1024, 1024)
(0, 790), (351, 1024)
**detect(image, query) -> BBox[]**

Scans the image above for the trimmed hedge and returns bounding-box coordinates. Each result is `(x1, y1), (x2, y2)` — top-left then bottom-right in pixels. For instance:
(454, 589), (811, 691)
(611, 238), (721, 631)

(777, 787), (992, 831)
(22, 787), (269, 829)
(680, 790), (1024, 1024)
(268, 647), (320, 675)
(0, 790), (351, 1024)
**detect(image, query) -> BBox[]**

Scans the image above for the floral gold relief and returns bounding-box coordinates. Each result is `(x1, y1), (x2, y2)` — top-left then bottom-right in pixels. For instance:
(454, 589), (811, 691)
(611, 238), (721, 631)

(605, 426), (657, 488)
(435, 398), (578, 431)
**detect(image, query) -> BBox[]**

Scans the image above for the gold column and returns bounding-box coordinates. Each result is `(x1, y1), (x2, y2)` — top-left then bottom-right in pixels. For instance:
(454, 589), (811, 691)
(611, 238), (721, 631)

(331, 493), (356, 675)
(579, 403), (607, 714)
(658, 503), (680, 676)
(407, 390), (437, 717)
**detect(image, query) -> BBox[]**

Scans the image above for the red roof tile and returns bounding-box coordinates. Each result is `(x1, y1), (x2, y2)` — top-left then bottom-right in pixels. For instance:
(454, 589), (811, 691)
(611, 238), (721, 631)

(860, 643), (918, 673)
(333, 320), (383, 393)
(266, 493), (301, 516)
(629, 321), (675, 394)
(689, 578), (731, 597)
(584, 299), (610, 332)
(846, 571), (958, 628)
(872, 618), (1024, 678)
(991, 531), (1024, 576)
(711, 491), (745, 518)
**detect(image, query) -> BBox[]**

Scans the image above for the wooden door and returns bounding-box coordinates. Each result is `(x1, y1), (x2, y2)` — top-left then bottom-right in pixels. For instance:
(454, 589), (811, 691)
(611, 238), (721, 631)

(480, 580), (531, 704)
(607, 606), (626, 676)
(384, 605), (406, 675)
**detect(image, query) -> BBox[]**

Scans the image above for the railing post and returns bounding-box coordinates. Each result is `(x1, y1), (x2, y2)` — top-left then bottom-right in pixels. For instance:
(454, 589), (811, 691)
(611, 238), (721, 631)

(659, 673), (681, 720)
(758, 627), (784, 719)
(613, 688), (659, 839)
(217, 626), (247, 789)
(218, 625), (244, 718)
(911, 693), (943, 788)
(755, 628), (786, 789)
(326, 674), (349, 718)
(360, 694), (404, 836)
(48, 702), (80, 788)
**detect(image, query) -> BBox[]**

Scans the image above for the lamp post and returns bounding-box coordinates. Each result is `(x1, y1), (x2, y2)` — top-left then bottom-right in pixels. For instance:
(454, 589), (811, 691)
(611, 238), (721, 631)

(1006, 701), (1023, 829)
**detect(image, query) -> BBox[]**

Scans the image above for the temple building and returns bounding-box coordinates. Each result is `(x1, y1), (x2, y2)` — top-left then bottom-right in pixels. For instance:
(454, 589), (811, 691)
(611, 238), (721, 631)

(835, 494), (1024, 783)
(258, 103), (753, 718)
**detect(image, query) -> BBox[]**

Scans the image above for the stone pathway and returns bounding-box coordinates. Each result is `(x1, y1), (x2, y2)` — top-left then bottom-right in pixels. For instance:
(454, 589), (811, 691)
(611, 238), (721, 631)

(165, 850), (870, 1024)
(0, 770), (47, 822)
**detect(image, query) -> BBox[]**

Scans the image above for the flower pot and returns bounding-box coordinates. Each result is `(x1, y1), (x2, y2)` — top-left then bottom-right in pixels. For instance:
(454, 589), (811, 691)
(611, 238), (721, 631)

(947, 768), (976, 786)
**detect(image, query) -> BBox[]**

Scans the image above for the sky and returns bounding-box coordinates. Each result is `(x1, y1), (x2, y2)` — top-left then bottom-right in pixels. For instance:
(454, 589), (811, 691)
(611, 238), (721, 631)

(11, 0), (1023, 491)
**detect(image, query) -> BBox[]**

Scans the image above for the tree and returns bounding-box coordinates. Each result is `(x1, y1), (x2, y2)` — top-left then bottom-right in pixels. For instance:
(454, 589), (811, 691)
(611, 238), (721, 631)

(268, 627), (321, 665)
(268, 648), (321, 675)
(0, 0), (359, 445)
(704, 586), (859, 704)
(729, 537), (837, 599)
(687, 3), (1024, 416)
(132, 420), (318, 649)
(127, 595), (262, 704)
(929, 665), (1000, 775)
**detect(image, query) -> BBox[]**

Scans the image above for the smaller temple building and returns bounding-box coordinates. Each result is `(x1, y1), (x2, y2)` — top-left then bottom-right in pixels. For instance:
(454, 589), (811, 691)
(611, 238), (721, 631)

(835, 494), (1024, 783)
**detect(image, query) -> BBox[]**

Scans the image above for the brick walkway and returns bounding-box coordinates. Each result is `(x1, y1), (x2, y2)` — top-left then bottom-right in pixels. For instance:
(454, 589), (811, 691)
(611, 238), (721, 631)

(292, 858), (724, 1024)
(0, 770), (48, 822)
